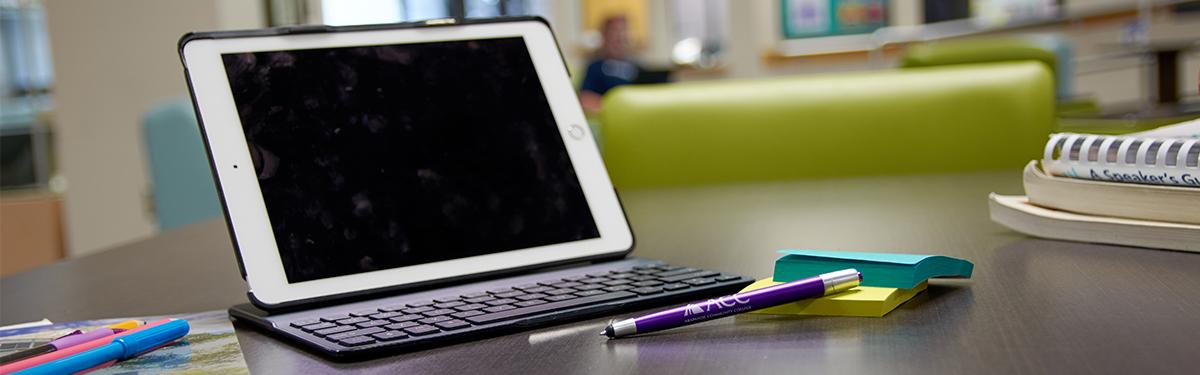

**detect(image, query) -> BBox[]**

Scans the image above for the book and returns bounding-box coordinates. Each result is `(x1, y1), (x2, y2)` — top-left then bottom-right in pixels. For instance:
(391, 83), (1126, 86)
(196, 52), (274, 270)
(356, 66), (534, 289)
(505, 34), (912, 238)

(988, 193), (1200, 252)
(1041, 118), (1200, 188)
(1024, 161), (1200, 225)
(739, 278), (925, 317)
(773, 250), (973, 289)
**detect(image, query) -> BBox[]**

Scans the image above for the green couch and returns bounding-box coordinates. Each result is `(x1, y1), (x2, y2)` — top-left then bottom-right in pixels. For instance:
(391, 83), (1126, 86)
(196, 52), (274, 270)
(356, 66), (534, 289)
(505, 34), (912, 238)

(600, 61), (1055, 189)
(901, 35), (1070, 99)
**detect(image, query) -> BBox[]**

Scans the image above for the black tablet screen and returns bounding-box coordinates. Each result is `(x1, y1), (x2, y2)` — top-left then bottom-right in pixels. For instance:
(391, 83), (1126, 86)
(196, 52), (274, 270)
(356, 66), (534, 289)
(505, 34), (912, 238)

(221, 37), (599, 283)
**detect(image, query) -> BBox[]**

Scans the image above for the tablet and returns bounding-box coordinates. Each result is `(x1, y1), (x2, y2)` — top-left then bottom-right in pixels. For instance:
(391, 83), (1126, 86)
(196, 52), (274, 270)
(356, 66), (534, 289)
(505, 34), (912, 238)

(179, 18), (633, 308)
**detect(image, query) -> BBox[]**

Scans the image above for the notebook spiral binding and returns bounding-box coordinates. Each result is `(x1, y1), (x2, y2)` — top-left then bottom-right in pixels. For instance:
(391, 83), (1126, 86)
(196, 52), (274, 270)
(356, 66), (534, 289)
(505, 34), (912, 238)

(1042, 133), (1200, 187)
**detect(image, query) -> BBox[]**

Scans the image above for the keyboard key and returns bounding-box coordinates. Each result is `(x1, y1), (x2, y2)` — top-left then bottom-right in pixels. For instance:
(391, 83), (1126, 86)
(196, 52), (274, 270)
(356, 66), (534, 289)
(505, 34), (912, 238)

(685, 278), (716, 286)
(356, 320), (391, 328)
(575, 284), (605, 291)
(368, 311), (405, 320)
(349, 309), (380, 317)
(603, 279), (634, 286)
(632, 264), (659, 270)
(515, 300), (547, 307)
(631, 287), (664, 295)
(419, 316), (452, 325)
(372, 330), (408, 341)
(483, 305), (516, 313)
(656, 267), (698, 277)
(320, 314), (350, 322)
(403, 325), (440, 336)
(561, 275), (588, 282)
(523, 286), (555, 293)
(658, 265), (687, 271)
(300, 322), (336, 332)
(385, 321), (420, 330)
(337, 336), (376, 347)
(435, 320), (471, 330)
(466, 291), (637, 325)
(494, 291), (526, 299)
(290, 319), (322, 328)
(434, 301), (465, 309)
(634, 269), (659, 275)
(485, 298), (518, 306)
(552, 282), (583, 288)
(587, 272), (613, 278)
(433, 296), (461, 303)
(452, 310), (485, 319)
(313, 325), (355, 337)
(715, 274), (742, 282)
(581, 278), (611, 284)
(604, 285), (634, 292)
(660, 271), (719, 283)
(545, 288), (576, 295)
(514, 283), (542, 290)
(380, 304), (408, 312)
(516, 293), (548, 301)
(464, 296), (496, 304)
(575, 290), (607, 297)
(632, 280), (663, 287)
(403, 306), (434, 314)
(487, 288), (515, 294)
(336, 317), (369, 325)
(545, 294), (577, 302)
(461, 292), (490, 299)
(455, 303), (488, 311)
(663, 283), (690, 291)
(537, 280), (562, 286)
(423, 309), (457, 317)
(327, 327), (385, 341)
(388, 314), (424, 323)
(608, 273), (636, 279)
(407, 301), (435, 307)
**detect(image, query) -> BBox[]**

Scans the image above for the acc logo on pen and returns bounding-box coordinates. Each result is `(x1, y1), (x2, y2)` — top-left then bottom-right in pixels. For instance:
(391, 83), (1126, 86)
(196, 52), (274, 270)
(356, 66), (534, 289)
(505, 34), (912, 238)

(682, 295), (751, 317)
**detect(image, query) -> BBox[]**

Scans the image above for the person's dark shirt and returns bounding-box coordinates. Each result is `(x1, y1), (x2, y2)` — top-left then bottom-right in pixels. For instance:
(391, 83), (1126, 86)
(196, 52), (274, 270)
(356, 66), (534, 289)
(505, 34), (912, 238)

(580, 58), (639, 95)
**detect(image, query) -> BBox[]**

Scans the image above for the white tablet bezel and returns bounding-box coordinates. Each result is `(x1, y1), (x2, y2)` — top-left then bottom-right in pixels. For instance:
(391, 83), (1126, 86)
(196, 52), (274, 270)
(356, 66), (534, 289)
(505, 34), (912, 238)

(181, 20), (632, 306)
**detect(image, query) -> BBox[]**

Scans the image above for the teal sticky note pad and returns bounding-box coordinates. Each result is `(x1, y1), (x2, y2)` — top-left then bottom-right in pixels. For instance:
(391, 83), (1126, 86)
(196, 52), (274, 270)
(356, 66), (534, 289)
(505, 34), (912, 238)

(774, 249), (973, 289)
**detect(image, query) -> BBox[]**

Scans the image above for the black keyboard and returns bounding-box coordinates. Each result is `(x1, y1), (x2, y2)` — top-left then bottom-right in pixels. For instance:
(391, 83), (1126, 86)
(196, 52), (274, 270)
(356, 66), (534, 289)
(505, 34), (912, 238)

(257, 260), (752, 356)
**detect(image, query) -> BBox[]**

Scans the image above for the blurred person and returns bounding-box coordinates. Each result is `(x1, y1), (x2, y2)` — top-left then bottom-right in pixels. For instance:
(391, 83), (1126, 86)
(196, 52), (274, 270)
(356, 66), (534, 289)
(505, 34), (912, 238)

(579, 16), (640, 114)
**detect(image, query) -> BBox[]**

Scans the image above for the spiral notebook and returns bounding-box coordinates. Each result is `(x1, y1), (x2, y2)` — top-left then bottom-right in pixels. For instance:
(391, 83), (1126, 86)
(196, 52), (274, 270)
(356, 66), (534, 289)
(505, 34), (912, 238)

(1042, 119), (1200, 188)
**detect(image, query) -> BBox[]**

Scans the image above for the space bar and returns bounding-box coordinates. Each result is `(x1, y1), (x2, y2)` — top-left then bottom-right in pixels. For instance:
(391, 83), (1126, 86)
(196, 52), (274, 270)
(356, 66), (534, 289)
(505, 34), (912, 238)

(465, 291), (637, 325)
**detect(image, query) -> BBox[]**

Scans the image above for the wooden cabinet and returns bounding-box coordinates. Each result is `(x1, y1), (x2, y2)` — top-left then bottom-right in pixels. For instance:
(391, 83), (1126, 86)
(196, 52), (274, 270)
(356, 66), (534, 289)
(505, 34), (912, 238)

(0, 192), (64, 276)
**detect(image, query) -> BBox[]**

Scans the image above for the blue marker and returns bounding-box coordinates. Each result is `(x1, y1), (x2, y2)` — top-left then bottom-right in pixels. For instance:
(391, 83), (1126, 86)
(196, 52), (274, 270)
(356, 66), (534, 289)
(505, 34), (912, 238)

(15, 319), (189, 375)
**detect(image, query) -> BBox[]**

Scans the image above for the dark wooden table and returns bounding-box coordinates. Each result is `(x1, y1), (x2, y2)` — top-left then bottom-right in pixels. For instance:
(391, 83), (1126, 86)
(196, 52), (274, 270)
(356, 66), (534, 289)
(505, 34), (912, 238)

(5, 170), (1200, 373)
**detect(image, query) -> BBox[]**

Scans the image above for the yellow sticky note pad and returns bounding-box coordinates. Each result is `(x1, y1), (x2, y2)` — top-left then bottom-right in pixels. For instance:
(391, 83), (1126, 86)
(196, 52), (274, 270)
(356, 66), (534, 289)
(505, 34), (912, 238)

(739, 278), (926, 317)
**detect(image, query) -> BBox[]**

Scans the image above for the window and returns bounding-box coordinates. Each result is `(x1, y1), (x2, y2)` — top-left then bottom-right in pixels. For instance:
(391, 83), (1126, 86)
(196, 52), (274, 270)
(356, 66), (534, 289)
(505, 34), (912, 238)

(669, 0), (728, 68)
(924, 0), (1062, 25)
(320, 0), (550, 26)
(1, 0), (55, 189)
(1, 0), (53, 97)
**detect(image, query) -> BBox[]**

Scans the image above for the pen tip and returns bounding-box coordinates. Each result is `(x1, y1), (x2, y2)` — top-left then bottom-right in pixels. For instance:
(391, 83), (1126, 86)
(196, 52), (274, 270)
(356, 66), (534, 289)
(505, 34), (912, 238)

(600, 331), (608, 337)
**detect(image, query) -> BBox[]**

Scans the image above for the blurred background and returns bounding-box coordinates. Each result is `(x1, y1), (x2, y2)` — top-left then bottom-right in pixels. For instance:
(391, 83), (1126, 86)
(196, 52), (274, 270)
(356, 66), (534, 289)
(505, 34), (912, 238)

(0, 0), (1197, 276)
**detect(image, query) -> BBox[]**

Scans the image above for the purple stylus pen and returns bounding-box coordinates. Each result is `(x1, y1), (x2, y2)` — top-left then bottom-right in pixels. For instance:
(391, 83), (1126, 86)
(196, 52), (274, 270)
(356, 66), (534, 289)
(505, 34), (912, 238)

(601, 268), (861, 338)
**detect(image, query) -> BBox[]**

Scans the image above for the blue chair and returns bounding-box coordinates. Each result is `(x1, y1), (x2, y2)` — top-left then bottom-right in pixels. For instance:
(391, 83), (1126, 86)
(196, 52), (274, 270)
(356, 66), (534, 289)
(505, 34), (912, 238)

(142, 99), (222, 230)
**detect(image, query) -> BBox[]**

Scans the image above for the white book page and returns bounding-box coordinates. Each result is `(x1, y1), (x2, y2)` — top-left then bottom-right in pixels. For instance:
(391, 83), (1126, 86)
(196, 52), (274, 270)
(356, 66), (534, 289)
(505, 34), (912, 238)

(1131, 118), (1200, 139)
